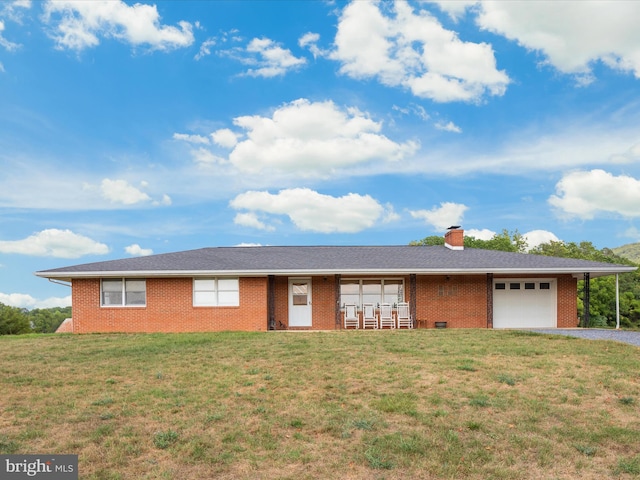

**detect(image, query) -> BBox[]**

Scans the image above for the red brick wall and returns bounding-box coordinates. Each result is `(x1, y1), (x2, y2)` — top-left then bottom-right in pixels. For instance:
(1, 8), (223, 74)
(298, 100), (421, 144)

(71, 277), (268, 333)
(415, 275), (488, 328)
(413, 274), (578, 328)
(70, 273), (579, 332)
(557, 275), (579, 327)
(312, 276), (337, 330)
(273, 277), (289, 329)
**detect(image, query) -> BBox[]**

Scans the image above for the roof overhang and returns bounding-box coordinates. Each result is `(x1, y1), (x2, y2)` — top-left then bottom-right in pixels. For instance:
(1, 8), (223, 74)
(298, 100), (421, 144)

(35, 265), (637, 281)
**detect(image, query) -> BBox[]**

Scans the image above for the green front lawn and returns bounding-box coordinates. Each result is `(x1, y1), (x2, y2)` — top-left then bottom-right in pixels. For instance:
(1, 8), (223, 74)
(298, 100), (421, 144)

(1, 330), (639, 479)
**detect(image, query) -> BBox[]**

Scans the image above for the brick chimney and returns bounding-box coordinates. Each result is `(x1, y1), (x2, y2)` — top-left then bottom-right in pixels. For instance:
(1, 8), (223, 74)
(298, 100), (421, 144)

(444, 226), (464, 250)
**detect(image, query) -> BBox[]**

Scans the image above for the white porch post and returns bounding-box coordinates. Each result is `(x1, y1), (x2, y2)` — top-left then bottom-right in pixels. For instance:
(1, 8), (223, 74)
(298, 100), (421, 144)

(616, 273), (620, 330)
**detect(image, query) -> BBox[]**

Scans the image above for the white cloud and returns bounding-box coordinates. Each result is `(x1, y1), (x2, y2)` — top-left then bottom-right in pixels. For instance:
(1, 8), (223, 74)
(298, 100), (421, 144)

(0, 229), (109, 258)
(392, 103), (430, 121)
(100, 179), (151, 205)
(381, 203), (400, 223)
(230, 188), (387, 233)
(523, 230), (559, 250)
(222, 98), (417, 176)
(42, 0), (194, 52)
(610, 142), (640, 164)
(211, 128), (239, 148)
(409, 202), (468, 231)
(417, 120), (640, 176)
(2, 0), (32, 17)
(466, 228), (495, 240)
(434, 121), (462, 133)
(299, 32), (324, 58)
(195, 37), (215, 60)
(0, 292), (71, 309)
(125, 244), (153, 256)
(469, 1), (640, 79)
(191, 148), (228, 167)
(0, 157), (179, 211)
(154, 194), (172, 206)
(431, 0), (476, 20)
(622, 227), (640, 242)
(173, 133), (210, 145)
(0, 0), (31, 47)
(0, 19), (20, 51)
(242, 37), (306, 78)
(330, 0), (509, 102)
(549, 169), (640, 219)
(233, 212), (275, 231)
(97, 179), (171, 206)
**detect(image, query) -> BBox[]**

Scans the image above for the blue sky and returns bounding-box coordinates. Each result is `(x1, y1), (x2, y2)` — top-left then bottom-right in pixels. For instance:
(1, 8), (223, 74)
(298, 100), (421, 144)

(1, 0), (640, 309)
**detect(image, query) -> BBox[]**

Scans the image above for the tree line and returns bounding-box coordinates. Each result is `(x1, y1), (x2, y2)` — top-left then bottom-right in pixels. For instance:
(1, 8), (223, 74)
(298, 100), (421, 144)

(411, 230), (640, 329)
(0, 305), (72, 335)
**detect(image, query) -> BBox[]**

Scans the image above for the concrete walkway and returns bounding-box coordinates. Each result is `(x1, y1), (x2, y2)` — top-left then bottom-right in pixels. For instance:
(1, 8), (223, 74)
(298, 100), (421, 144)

(529, 329), (640, 347)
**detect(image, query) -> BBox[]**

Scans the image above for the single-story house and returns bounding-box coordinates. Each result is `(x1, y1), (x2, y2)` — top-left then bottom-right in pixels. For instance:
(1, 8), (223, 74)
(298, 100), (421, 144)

(35, 228), (636, 333)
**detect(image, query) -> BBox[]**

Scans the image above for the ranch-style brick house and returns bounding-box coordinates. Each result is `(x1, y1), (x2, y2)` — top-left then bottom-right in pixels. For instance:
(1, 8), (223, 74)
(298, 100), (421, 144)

(36, 228), (636, 334)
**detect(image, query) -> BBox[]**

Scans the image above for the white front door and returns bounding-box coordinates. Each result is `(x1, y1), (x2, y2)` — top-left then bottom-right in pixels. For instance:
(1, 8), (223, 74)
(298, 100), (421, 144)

(289, 278), (312, 327)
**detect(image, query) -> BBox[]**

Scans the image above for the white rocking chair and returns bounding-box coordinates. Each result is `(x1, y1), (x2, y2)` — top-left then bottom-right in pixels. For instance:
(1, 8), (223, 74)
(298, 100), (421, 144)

(396, 302), (413, 329)
(344, 304), (359, 329)
(379, 303), (395, 329)
(362, 303), (378, 329)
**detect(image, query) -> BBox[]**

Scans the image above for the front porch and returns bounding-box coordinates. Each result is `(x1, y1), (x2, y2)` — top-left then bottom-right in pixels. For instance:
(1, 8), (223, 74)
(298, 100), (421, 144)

(268, 273), (490, 331)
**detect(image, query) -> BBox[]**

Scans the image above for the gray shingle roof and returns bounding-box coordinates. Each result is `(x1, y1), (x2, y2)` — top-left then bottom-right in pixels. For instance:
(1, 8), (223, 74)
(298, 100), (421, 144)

(35, 245), (636, 279)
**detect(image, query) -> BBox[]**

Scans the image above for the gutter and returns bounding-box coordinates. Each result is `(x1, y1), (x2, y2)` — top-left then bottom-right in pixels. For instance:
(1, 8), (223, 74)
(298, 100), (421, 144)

(35, 265), (637, 280)
(48, 278), (72, 288)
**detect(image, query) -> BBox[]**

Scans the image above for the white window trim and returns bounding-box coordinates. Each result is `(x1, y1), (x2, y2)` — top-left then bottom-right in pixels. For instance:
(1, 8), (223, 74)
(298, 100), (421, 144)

(100, 278), (147, 308)
(339, 278), (405, 309)
(193, 277), (240, 307)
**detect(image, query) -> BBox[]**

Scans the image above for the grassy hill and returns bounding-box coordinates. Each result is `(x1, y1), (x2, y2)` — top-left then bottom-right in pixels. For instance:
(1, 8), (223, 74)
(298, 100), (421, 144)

(613, 242), (640, 264)
(2, 331), (640, 479)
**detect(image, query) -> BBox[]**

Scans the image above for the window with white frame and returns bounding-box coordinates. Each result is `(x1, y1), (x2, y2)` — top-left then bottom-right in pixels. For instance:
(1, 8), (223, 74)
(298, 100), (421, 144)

(101, 278), (146, 306)
(340, 279), (405, 308)
(383, 279), (403, 305)
(193, 278), (239, 306)
(340, 280), (359, 307)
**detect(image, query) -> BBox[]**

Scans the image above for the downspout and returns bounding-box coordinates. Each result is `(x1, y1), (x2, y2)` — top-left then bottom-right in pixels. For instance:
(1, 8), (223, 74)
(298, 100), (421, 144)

(616, 273), (620, 330)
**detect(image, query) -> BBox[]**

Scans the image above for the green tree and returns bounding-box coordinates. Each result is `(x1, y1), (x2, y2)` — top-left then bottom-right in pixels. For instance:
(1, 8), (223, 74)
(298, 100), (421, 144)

(411, 229), (527, 252)
(0, 303), (31, 335)
(531, 240), (639, 328)
(530, 240), (627, 263)
(409, 235), (444, 246)
(29, 307), (72, 333)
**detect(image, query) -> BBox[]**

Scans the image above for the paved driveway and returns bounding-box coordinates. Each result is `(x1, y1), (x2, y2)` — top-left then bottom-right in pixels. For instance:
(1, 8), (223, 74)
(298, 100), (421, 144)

(530, 329), (640, 347)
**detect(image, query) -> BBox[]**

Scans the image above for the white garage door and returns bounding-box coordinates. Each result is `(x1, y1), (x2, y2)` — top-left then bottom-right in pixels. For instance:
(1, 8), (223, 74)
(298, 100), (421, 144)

(493, 279), (557, 329)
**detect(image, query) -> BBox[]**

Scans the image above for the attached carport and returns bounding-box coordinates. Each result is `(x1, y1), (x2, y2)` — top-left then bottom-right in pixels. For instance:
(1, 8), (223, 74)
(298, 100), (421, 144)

(489, 263), (636, 329)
